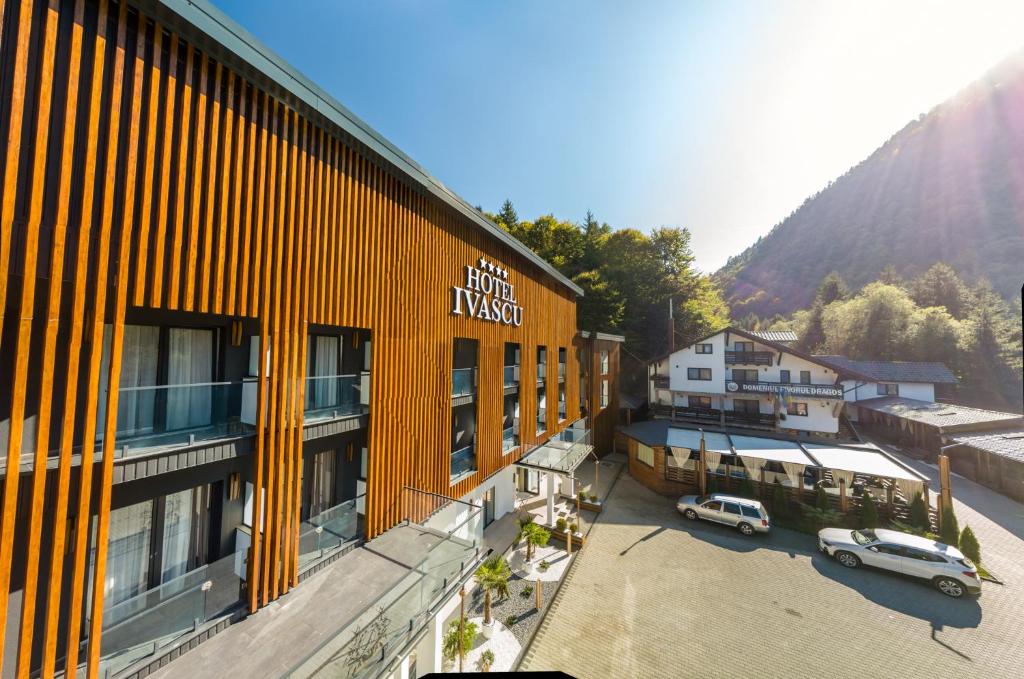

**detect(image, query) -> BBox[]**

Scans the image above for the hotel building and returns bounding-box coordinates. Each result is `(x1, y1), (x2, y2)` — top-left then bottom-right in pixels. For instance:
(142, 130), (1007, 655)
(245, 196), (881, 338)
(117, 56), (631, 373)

(0, 1), (621, 676)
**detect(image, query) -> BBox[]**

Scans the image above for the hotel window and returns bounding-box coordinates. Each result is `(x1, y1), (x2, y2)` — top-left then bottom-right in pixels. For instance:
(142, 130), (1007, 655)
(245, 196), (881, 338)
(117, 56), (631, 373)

(877, 382), (899, 396)
(306, 334), (349, 412)
(799, 370), (811, 385)
(687, 367), (712, 381)
(97, 324), (217, 440)
(558, 347), (567, 379)
(695, 343), (713, 354)
(86, 486), (213, 615)
(600, 379), (609, 407)
(558, 384), (567, 420)
(690, 396), (712, 409)
(636, 443), (655, 468)
(790, 402), (809, 416)
(733, 399), (760, 414)
(732, 369), (758, 382)
(600, 350), (609, 375)
(780, 369), (791, 383)
(308, 448), (338, 517)
(734, 341), (754, 352)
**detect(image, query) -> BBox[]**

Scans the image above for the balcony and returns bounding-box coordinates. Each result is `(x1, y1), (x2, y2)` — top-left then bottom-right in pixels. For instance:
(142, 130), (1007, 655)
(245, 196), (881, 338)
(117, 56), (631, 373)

(557, 362), (566, 381)
(297, 495), (364, 573)
(724, 350), (774, 366)
(536, 363), (546, 383)
(290, 488), (484, 679)
(92, 545), (245, 678)
(502, 421), (519, 453)
(503, 365), (518, 387)
(536, 407), (547, 435)
(99, 381), (252, 457)
(304, 374), (369, 423)
(450, 444), (476, 479)
(725, 410), (776, 427)
(558, 401), (567, 420)
(452, 368), (476, 397)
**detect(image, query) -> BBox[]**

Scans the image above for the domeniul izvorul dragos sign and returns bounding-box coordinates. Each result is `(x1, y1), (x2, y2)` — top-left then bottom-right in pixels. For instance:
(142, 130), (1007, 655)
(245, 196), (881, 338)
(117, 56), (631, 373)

(727, 381), (843, 399)
(451, 257), (524, 326)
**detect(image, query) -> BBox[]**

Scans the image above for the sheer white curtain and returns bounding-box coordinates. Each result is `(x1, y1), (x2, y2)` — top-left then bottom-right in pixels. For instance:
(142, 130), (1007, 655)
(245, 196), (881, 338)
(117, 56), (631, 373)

(97, 325), (159, 439)
(90, 500), (153, 614)
(895, 478), (924, 503)
(309, 449), (337, 517)
(167, 329), (213, 430)
(310, 336), (339, 409)
(740, 456), (764, 478)
(160, 489), (194, 584)
(704, 449), (722, 475)
(780, 462), (804, 488)
(832, 469), (856, 491)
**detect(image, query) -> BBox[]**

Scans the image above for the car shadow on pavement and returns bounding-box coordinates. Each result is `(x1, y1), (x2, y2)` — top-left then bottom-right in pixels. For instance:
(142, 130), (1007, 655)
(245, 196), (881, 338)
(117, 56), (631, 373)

(810, 551), (982, 657)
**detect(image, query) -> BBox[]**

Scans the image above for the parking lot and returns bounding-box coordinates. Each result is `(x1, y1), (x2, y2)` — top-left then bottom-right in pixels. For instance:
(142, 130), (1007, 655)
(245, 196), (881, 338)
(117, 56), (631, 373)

(521, 469), (1024, 678)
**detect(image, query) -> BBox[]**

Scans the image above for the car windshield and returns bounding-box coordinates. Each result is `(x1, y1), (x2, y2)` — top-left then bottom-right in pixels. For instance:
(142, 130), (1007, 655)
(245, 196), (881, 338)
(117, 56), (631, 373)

(852, 529), (876, 545)
(695, 495), (709, 504)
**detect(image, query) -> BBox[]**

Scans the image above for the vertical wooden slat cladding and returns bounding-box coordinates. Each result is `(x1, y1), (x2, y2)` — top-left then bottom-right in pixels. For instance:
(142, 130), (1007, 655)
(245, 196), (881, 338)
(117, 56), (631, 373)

(1, 1), (584, 675)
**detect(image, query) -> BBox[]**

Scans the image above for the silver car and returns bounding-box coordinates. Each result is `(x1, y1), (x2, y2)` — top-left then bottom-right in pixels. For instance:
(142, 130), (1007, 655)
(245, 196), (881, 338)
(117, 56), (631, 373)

(677, 494), (771, 535)
(818, 527), (981, 598)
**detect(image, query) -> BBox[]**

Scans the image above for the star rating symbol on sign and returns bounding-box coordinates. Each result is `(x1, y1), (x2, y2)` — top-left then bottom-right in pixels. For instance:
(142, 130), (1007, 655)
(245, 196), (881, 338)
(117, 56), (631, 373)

(479, 256), (487, 268)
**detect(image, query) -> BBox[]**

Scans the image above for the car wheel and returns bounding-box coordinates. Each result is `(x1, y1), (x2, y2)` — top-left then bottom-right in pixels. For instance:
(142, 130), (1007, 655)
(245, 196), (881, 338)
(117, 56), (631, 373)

(684, 509), (698, 520)
(737, 522), (755, 536)
(934, 577), (965, 598)
(835, 551), (861, 568)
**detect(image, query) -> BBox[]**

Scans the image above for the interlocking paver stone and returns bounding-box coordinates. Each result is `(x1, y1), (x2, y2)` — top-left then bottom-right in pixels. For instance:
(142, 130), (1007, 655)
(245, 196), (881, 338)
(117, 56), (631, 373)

(521, 469), (1024, 679)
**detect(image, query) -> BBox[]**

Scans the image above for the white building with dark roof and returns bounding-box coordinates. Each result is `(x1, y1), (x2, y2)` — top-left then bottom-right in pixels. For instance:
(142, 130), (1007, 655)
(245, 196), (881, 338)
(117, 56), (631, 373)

(815, 355), (959, 405)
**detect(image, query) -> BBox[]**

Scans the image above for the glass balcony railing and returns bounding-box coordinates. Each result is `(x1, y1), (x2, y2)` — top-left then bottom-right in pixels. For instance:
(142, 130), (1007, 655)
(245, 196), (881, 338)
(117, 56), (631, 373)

(558, 362), (566, 378)
(558, 402), (567, 419)
(452, 368), (475, 397)
(291, 488), (483, 679)
(536, 363), (546, 381)
(450, 445), (476, 478)
(503, 365), (518, 387)
(97, 382), (251, 457)
(93, 546), (245, 678)
(297, 495), (364, 572)
(304, 374), (367, 422)
(502, 423), (519, 453)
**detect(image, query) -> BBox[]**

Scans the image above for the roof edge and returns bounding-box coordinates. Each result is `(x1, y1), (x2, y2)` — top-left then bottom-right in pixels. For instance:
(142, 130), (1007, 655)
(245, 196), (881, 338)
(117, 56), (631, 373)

(143, 0), (583, 297)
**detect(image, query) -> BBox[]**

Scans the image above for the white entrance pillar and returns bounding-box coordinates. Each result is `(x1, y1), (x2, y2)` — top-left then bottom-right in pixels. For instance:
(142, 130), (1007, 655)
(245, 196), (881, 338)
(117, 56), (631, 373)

(546, 472), (555, 526)
(563, 473), (575, 499)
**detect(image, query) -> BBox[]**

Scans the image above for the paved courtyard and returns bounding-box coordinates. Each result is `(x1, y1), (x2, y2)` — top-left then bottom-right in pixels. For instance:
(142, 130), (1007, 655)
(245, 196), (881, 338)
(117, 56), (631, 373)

(521, 467), (1024, 678)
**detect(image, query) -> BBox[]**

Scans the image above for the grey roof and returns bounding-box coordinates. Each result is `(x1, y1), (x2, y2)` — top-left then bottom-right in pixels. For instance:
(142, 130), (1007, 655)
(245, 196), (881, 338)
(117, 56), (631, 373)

(617, 420), (673, 447)
(951, 427), (1024, 464)
(146, 0), (583, 296)
(751, 330), (798, 343)
(618, 392), (645, 410)
(855, 396), (1024, 430)
(815, 356), (958, 384)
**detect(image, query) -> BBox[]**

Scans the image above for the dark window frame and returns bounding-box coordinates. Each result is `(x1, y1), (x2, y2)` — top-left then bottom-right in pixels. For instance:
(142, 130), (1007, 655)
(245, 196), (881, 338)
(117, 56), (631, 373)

(687, 367), (712, 381)
(695, 343), (713, 354)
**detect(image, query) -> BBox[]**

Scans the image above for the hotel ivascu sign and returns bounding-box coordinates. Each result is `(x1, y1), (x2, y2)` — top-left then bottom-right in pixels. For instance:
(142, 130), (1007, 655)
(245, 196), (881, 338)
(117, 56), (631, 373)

(451, 256), (524, 326)
(726, 381), (842, 399)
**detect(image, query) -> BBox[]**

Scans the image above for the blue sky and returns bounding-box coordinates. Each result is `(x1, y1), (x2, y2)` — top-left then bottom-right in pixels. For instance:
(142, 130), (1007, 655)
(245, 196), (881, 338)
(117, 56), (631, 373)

(212, 0), (1024, 272)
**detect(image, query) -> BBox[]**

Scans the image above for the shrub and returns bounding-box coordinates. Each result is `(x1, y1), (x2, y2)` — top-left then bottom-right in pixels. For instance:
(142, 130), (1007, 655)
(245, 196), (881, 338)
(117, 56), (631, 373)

(569, 522), (578, 533)
(589, 493), (598, 502)
(538, 560), (550, 572)
(504, 614), (517, 628)
(521, 585), (533, 597)
(707, 476), (719, 494)
(578, 491), (587, 504)
(959, 525), (981, 565)
(940, 505), (960, 547)
(802, 504), (842, 531)
(815, 484), (829, 511)
(771, 480), (788, 519)
(909, 492), (929, 531)
(442, 620), (477, 662)
(860, 492), (878, 528)
(555, 517), (568, 532)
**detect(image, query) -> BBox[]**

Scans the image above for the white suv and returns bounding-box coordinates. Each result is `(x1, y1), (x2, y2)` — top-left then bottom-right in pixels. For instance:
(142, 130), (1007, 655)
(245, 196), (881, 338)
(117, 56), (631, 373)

(677, 494), (771, 535)
(818, 527), (981, 598)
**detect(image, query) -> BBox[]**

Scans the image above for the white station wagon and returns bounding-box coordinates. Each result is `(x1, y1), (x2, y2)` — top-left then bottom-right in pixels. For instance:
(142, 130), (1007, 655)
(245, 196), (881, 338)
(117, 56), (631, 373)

(818, 527), (981, 598)
(677, 493), (771, 535)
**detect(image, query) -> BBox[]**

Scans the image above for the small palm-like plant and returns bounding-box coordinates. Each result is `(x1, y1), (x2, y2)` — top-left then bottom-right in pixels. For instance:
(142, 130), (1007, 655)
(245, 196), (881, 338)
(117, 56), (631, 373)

(474, 555), (511, 625)
(442, 620), (477, 664)
(516, 515), (550, 562)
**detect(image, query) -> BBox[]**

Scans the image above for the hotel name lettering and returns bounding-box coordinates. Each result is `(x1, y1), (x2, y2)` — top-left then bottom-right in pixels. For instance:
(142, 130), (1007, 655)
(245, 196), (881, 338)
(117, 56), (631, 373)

(451, 257), (524, 326)
(727, 381), (843, 399)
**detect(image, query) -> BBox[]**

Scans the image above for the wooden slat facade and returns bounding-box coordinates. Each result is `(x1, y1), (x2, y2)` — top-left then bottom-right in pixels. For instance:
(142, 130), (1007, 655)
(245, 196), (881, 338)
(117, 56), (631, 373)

(0, 0), (587, 676)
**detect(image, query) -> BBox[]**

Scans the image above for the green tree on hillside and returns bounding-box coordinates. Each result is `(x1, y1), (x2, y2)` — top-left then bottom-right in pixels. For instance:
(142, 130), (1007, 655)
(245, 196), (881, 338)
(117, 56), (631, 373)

(910, 262), (971, 319)
(816, 272), (849, 305)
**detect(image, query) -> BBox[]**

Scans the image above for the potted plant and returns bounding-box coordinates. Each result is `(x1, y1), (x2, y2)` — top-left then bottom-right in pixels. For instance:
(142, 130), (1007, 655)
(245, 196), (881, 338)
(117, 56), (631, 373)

(538, 559), (550, 572)
(517, 518), (550, 563)
(569, 522), (578, 535)
(474, 555), (511, 639)
(555, 517), (568, 533)
(479, 649), (495, 673)
(589, 493), (598, 503)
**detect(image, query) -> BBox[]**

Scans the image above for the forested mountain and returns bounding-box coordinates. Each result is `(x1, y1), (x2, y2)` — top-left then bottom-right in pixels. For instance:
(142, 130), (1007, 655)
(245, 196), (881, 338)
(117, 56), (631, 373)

(716, 49), (1024, 318)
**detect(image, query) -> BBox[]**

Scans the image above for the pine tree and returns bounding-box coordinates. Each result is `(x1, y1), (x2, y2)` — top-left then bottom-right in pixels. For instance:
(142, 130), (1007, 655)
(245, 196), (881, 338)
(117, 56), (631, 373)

(816, 271), (849, 305)
(771, 480), (788, 519)
(860, 492), (878, 528)
(815, 484), (829, 511)
(959, 525), (981, 565)
(940, 505), (960, 547)
(496, 199), (518, 232)
(799, 302), (826, 353)
(909, 492), (929, 531)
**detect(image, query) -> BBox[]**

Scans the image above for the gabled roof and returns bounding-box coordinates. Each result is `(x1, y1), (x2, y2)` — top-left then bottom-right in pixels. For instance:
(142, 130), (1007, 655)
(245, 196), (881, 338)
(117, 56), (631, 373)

(648, 326), (867, 379)
(751, 330), (798, 343)
(815, 356), (958, 385)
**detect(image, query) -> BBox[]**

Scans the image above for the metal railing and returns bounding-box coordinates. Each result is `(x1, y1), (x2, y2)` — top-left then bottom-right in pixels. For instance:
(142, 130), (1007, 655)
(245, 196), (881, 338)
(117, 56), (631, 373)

(725, 350), (774, 365)
(305, 374), (368, 422)
(297, 495), (364, 571)
(450, 444), (476, 478)
(503, 365), (518, 387)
